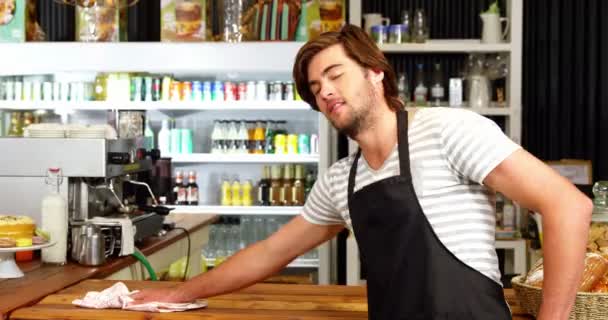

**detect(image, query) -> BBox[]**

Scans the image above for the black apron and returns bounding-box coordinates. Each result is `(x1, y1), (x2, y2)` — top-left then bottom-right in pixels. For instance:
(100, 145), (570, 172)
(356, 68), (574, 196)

(348, 110), (511, 320)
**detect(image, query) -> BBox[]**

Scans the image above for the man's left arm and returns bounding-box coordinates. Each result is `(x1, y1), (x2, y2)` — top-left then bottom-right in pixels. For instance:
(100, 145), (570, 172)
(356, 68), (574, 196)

(484, 149), (593, 320)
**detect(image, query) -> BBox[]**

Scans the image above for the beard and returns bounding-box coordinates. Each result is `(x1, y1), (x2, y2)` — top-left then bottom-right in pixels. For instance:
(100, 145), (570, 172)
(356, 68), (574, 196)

(330, 81), (377, 138)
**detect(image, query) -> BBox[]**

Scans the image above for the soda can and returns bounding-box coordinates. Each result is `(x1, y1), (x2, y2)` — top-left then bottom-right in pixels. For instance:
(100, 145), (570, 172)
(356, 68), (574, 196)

(182, 81), (192, 101)
(287, 134), (299, 154)
(246, 81), (256, 101)
(224, 81), (237, 101)
(269, 81), (283, 101)
(144, 76), (153, 101)
(255, 80), (268, 101)
(170, 81), (182, 101)
(152, 77), (162, 101)
(192, 81), (203, 101)
(274, 134), (287, 154)
(212, 81), (224, 101)
(237, 82), (247, 101)
(298, 134), (310, 154)
(283, 81), (295, 101)
(202, 81), (212, 101)
(161, 76), (172, 101)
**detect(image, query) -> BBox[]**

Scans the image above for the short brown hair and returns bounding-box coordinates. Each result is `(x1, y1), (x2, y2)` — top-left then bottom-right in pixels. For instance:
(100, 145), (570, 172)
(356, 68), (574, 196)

(293, 24), (403, 112)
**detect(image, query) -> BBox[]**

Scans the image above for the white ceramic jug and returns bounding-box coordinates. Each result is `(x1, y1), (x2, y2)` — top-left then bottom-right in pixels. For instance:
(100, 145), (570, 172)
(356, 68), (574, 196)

(363, 13), (390, 35)
(480, 13), (509, 43)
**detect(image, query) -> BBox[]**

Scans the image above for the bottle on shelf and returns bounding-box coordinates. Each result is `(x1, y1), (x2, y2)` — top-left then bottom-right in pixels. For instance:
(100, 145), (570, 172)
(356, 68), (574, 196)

(304, 170), (316, 200)
(264, 121), (276, 154)
(281, 164), (294, 206)
(214, 217), (228, 266)
(226, 120), (239, 154)
(253, 120), (266, 154)
(173, 171), (187, 205)
(430, 62), (445, 107)
(231, 179), (242, 206)
(246, 120), (256, 154)
(237, 120), (249, 154)
(269, 165), (283, 206)
(414, 63), (428, 107)
(157, 119), (171, 156)
(257, 166), (271, 206)
(144, 119), (155, 150)
(41, 168), (67, 265)
(242, 179), (253, 206)
(211, 120), (224, 154)
(7, 112), (23, 137)
(186, 171), (199, 206)
(221, 178), (232, 206)
(397, 72), (410, 107)
(292, 165), (306, 206)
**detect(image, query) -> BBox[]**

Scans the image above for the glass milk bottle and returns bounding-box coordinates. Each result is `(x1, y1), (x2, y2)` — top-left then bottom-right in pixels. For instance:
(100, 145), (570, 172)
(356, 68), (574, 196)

(41, 168), (68, 265)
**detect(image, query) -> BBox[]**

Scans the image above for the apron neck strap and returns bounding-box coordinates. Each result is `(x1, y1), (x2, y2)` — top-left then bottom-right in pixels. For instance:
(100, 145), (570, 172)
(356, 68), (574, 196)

(347, 110), (412, 199)
(396, 109), (411, 179)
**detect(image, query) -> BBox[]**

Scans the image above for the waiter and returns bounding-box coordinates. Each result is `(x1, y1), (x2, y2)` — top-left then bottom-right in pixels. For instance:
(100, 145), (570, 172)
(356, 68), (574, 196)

(132, 25), (592, 320)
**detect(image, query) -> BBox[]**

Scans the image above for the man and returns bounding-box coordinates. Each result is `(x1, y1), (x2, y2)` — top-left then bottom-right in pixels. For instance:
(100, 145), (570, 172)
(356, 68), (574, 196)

(132, 25), (592, 319)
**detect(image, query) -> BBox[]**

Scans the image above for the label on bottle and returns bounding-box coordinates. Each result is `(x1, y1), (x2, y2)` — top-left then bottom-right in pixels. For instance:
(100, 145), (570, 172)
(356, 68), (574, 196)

(187, 186), (199, 204)
(431, 87), (444, 99)
(177, 187), (187, 204)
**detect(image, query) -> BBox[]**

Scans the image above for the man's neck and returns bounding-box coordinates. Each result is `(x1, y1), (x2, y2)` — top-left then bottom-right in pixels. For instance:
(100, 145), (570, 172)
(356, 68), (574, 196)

(353, 108), (399, 170)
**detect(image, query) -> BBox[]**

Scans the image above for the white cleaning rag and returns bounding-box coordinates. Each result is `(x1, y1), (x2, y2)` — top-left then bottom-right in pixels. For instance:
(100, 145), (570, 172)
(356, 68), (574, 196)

(89, 217), (135, 256)
(72, 282), (207, 313)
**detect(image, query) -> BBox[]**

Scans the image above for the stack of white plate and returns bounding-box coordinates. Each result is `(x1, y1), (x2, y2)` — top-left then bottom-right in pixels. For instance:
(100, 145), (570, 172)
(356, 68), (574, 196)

(24, 124), (65, 138)
(67, 126), (106, 139)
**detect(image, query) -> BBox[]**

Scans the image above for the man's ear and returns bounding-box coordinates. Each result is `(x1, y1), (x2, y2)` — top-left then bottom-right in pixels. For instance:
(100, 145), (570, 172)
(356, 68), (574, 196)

(368, 68), (385, 84)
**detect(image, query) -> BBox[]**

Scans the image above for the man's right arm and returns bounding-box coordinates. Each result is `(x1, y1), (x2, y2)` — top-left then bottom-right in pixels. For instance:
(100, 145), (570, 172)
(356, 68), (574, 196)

(130, 215), (344, 303)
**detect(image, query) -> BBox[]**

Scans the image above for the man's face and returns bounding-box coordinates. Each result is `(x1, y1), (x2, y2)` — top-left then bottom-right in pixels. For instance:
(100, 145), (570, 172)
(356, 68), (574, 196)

(307, 44), (379, 137)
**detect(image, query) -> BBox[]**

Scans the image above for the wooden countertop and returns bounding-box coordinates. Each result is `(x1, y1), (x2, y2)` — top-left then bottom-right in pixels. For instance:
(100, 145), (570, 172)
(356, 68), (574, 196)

(0, 214), (216, 320)
(9, 279), (534, 319)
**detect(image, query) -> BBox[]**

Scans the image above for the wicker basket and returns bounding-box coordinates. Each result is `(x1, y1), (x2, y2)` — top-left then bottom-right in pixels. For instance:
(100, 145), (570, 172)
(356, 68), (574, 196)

(511, 275), (608, 319)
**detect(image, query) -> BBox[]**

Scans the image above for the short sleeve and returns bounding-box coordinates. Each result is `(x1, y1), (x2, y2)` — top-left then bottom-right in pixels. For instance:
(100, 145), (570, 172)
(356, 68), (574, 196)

(439, 109), (522, 185)
(300, 169), (344, 225)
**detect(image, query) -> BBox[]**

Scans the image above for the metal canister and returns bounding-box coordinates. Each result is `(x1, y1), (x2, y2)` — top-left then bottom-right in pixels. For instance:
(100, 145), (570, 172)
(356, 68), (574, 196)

(237, 82), (247, 101)
(287, 134), (299, 154)
(224, 81), (237, 101)
(182, 81), (193, 101)
(202, 81), (212, 101)
(170, 81), (182, 101)
(283, 81), (295, 101)
(274, 133), (287, 154)
(192, 81), (203, 101)
(246, 81), (256, 101)
(269, 81), (283, 101)
(255, 80), (268, 101)
(152, 77), (162, 101)
(212, 81), (224, 101)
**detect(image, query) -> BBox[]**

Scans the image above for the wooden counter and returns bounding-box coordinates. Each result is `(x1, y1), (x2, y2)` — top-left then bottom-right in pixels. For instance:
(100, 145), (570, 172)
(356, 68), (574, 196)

(0, 214), (216, 320)
(9, 279), (534, 319)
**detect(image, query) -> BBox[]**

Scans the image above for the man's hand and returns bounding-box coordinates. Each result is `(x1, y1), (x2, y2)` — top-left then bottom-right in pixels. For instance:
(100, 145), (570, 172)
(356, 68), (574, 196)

(129, 288), (189, 305)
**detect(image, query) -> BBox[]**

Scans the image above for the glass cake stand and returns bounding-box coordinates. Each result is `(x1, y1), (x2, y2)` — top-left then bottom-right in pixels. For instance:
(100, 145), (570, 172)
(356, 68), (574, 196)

(0, 242), (55, 278)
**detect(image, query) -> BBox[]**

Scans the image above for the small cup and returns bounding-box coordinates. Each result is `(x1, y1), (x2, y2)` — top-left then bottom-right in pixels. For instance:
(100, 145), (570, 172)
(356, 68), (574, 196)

(389, 24), (407, 44)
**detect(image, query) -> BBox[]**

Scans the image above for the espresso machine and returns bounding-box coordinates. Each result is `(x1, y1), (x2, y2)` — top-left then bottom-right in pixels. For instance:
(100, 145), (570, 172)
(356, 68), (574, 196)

(0, 137), (168, 257)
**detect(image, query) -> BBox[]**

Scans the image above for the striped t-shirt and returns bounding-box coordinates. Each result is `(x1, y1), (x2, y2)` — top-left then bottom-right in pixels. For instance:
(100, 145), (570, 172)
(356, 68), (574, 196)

(301, 107), (521, 284)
